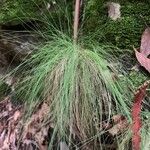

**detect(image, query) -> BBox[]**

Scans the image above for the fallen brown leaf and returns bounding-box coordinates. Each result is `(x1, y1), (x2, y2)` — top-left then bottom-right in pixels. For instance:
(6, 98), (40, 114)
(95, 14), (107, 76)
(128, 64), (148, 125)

(108, 118), (128, 136)
(135, 49), (150, 73)
(0, 98), (54, 150)
(135, 27), (150, 72)
(21, 102), (53, 149)
(107, 2), (121, 21)
(108, 115), (129, 136)
(140, 28), (150, 56)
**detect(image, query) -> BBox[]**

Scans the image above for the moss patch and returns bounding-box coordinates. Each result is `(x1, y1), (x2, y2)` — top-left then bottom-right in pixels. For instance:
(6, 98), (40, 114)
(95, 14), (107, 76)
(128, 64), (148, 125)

(0, 0), (54, 25)
(85, 0), (150, 50)
(129, 71), (150, 88)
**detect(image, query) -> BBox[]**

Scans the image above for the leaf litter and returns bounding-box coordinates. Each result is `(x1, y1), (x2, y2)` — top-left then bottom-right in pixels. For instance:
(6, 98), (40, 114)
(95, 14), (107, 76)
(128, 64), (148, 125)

(0, 94), (133, 150)
(0, 98), (54, 150)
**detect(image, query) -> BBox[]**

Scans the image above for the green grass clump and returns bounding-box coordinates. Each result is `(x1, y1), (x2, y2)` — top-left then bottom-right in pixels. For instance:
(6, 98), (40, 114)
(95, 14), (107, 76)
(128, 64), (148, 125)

(0, 0), (149, 149)
(14, 32), (133, 148)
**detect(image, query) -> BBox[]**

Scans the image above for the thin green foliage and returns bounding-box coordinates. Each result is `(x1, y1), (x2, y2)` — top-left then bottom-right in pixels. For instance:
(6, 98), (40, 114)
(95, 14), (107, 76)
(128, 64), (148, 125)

(118, 118), (150, 150)
(14, 32), (132, 148)
(141, 119), (150, 150)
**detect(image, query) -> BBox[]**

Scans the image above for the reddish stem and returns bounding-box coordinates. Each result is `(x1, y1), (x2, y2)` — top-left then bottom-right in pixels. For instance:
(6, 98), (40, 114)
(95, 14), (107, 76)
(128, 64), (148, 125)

(132, 81), (150, 150)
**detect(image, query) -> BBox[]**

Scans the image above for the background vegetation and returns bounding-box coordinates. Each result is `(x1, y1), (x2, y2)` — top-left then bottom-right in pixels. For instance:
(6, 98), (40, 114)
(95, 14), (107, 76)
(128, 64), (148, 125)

(0, 0), (149, 149)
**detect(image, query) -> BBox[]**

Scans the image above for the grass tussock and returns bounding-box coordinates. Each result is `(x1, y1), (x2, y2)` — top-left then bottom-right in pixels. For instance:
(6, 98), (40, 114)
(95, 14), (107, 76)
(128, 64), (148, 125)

(13, 32), (133, 148)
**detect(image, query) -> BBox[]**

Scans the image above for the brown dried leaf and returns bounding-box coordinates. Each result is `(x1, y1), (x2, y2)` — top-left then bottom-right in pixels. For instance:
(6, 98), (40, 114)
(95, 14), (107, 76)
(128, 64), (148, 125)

(2, 138), (10, 150)
(135, 50), (150, 73)
(34, 126), (49, 150)
(23, 139), (39, 149)
(0, 98), (53, 150)
(23, 102), (50, 138)
(21, 102), (52, 149)
(140, 28), (150, 56)
(108, 115), (128, 136)
(0, 98), (23, 150)
(135, 28), (150, 72)
(0, 130), (6, 148)
(112, 114), (126, 123)
(107, 2), (121, 21)
(13, 110), (21, 121)
(0, 111), (9, 119)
